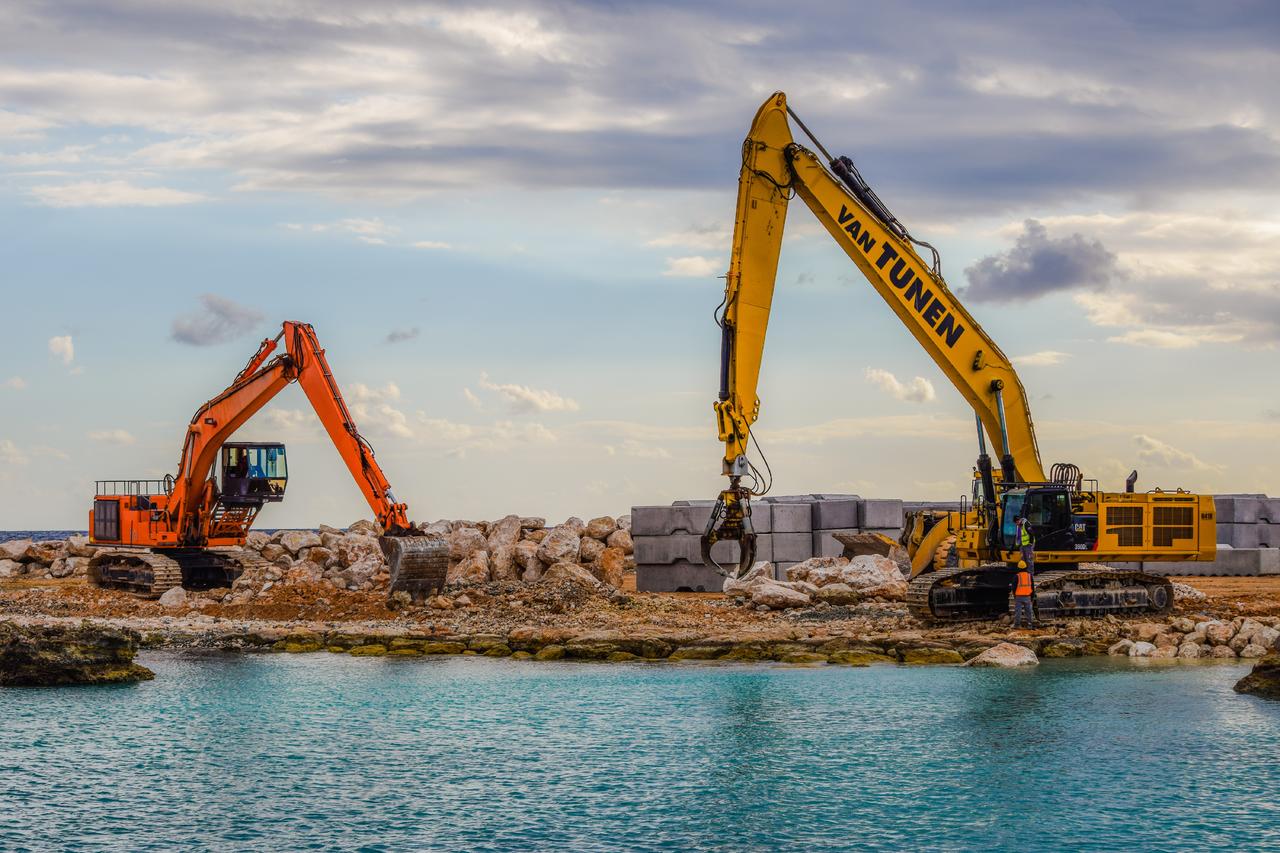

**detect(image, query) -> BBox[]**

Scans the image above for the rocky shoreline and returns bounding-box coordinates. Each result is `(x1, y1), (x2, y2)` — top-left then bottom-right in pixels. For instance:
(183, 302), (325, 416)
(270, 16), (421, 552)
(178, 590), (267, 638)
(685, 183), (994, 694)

(4, 517), (1280, 678)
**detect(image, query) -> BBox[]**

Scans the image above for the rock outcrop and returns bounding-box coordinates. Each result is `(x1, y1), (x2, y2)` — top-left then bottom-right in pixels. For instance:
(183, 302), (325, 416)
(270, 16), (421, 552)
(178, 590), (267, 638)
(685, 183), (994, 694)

(0, 621), (154, 686)
(966, 642), (1038, 667)
(1234, 656), (1280, 700)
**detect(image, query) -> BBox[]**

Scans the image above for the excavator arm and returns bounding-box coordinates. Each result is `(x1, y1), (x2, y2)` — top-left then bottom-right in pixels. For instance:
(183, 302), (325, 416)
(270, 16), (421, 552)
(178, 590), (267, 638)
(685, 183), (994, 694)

(705, 92), (1045, 575)
(167, 321), (444, 597)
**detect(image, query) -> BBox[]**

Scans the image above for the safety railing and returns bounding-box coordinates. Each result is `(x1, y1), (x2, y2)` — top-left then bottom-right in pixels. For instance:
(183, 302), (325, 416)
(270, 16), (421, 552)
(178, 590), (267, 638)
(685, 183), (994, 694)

(95, 479), (171, 497)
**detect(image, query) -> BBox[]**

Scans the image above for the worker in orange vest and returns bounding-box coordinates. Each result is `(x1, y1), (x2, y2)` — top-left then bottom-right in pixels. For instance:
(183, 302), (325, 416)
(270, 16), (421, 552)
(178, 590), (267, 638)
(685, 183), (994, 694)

(1012, 565), (1035, 628)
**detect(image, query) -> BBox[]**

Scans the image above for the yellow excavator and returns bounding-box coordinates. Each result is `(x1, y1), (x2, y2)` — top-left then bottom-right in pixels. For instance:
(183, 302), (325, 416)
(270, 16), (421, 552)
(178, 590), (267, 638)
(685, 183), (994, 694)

(702, 92), (1216, 621)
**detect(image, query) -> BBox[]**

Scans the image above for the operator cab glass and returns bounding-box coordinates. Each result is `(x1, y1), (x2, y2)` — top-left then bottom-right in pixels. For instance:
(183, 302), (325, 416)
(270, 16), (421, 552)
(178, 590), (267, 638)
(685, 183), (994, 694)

(220, 442), (288, 503)
(1000, 487), (1073, 550)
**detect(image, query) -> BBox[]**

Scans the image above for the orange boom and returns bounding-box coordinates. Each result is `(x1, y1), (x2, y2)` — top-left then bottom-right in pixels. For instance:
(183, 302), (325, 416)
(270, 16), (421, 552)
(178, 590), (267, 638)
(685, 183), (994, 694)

(88, 321), (445, 599)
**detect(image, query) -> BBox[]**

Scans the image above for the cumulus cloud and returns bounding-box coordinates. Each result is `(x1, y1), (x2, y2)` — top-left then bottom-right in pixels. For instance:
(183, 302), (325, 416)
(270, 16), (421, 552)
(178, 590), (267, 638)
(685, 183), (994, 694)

(662, 256), (722, 278)
(477, 372), (579, 413)
(1012, 351), (1070, 366)
(48, 335), (73, 364)
(964, 220), (1119, 302)
(346, 382), (414, 439)
(385, 327), (420, 344)
(171, 294), (264, 346)
(88, 428), (136, 445)
(864, 368), (936, 403)
(412, 241), (452, 250)
(30, 180), (205, 208)
(1134, 434), (1218, 471)
(4, 377), (26, 390)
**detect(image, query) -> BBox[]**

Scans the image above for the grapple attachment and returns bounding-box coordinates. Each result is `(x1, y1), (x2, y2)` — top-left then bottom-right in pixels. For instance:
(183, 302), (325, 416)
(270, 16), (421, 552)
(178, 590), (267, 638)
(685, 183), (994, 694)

(700, 487), (757, 578)
(380, 534), (448, 602)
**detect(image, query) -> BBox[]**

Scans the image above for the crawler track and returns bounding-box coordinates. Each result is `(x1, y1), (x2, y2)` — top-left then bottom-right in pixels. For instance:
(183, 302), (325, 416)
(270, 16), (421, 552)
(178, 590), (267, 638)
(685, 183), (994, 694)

(908, 564), (1174, 622)
(89, 546), (268, 597)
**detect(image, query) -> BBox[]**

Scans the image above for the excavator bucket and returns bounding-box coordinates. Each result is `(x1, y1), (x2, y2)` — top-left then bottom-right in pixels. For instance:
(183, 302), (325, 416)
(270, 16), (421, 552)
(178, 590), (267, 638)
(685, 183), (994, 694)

(832, 531), (897, 559)
(700, 488), (757, 578)
(380, 534), (448, 602)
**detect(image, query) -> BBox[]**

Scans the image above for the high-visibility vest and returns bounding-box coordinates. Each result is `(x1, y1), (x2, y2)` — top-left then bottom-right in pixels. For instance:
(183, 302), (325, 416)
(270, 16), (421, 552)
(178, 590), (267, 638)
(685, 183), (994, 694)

(1019, 524), (1034, 546)
(1015, 570), (1033, 597)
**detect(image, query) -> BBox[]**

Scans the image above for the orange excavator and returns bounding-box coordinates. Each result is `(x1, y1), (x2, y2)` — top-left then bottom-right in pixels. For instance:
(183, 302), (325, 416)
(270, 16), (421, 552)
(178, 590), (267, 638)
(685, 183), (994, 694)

(88, 321), (446, 599)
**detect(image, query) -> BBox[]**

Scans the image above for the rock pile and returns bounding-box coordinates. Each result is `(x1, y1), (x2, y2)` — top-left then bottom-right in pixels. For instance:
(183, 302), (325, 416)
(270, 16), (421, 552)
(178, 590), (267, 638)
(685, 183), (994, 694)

(723, 555), (909, 611)
(228, 514), (634, 599)
(1107, 615), (1280, 660)
(0, 536), (95, 580)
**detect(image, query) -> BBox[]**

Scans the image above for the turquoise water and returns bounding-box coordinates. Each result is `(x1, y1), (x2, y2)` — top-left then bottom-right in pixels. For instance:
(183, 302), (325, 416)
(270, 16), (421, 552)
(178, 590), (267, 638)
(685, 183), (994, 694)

(3, 655), (1279, 852)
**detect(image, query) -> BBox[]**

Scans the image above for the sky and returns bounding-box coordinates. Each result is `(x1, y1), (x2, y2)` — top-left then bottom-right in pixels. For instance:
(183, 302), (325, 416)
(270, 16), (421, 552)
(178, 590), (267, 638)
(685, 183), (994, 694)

(1, 0), (1277, 529)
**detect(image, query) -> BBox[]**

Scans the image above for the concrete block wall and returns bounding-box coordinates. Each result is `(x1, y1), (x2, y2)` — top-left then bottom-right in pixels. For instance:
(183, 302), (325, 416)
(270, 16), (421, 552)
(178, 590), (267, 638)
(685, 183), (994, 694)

(635, 494), (908, 592)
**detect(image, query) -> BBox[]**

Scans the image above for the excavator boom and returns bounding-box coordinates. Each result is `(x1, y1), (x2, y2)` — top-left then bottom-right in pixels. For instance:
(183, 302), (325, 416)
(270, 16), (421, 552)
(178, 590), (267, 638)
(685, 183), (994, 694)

(703, 92), (1213, 621)
(89, 321), (446, 599)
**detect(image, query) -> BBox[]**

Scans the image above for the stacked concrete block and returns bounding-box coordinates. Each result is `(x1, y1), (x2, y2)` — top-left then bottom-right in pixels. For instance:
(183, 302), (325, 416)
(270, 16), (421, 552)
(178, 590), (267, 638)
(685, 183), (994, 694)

(633, 503), (777, 593)
(1215, 494), (1279, 549)
(1144, 548), (1280, 577)
(763, 502), (813, 572)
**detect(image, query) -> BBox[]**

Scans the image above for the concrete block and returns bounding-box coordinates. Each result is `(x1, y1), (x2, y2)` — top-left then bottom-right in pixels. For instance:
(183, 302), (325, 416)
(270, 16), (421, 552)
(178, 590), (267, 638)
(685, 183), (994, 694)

(1214, 495), (1277, 524)
(761, 494), (816, 503)
(809, 493), (861, 500)
(771, 532), (814, 563)
(1219, 523), (1277, 550)
(859, 499), (904, 530)
(636, 562), (723, 593)
(632, 533), (773, 566)
(772, 562), (797, 579)
(813, 529), (858, 558)
(768, 502), (813, 533)
(812, 499), (860, 530)
(631, 504), (774, 536)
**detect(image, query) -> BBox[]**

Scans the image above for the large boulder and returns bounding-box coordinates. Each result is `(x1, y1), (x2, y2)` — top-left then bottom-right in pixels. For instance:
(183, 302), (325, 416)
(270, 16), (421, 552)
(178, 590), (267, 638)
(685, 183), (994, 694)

(0, 622), (154, 686)
(159, 586), (189, 610)
(579, 537), (606, 565)
(841, 555), (910, 599)
(1235, 657), (1280, 699)
(24, 541), (62, 565)
(537, 526), (581, 566)
(559, 517), (587, 537)
(750, 581), (811, 610)
(514, 540), (544, 579)
(785, 556), (848, 586)
(447, 550), (490, 586)
(1177, 642), (1203, 659)
(347, 519), (380, 537)
(490, 544), (520, 582)
(279, 530), (322, 555)
(813, 583), (860, 606)
(1128, 641), (1157, 658)
(966, 642), (1038, 667)
(346, 556), (384, 590)
(48, 558), (76, 578)
(584, 516), (617, 541)
(65, 535), (98, 558)
(606, 528), (633, 554)
(0, 559), (22, 578)
(420, 520), (452, 537)
(486, 515), (523, 552)
(448, 527), (488, 562)
(0, 539), (32, 561)
(723, 561), (776, 597)
(336, 533), (382, 568)
(595, 547), (627, 588)
(1205, 621), (1235, 646)
(260, 543), (289, 564)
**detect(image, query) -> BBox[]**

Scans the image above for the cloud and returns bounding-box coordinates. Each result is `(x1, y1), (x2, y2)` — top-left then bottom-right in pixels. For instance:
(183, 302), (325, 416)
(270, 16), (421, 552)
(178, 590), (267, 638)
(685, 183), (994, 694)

(1134, 434), (1218, 471)
(412, 240), (452, 250)
(1107, 329), (1203, 349)
(462, 387), (484, 410)
(29, 180), (206, 208)
(48, 335), (74, 364)
(603, 439), (671, 460)
(347, 382), (413, 438)
(171, 294), (265, 346)
(4, 377), (26, 390)
(385, 327), (420, 344)
(477, 372), (579, 413)
(349, 382), (401, 403)
(1012, 351), (1070, 366)
(963, 219), (1119, 302)
(647, 224), (731, 251)
(864, 368), (935, 403)
(88, 428), (136, 445)
(662, 256), (721, 278)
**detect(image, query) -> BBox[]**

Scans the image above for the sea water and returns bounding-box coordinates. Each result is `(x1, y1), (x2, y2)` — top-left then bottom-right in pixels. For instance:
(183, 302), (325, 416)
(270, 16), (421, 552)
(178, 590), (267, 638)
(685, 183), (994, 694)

(2, 654), (1278, 852)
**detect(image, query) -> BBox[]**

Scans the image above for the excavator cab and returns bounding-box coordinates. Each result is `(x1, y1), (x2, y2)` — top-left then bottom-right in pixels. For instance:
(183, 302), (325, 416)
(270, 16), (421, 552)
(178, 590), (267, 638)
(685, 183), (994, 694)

(998, 487), (1075, 553)
(219, 442), (288, 504)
